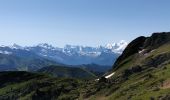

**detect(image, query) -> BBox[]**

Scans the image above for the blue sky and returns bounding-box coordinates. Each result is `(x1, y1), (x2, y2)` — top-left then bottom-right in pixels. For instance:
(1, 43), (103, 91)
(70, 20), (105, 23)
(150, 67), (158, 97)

(0, 0), (170, 47)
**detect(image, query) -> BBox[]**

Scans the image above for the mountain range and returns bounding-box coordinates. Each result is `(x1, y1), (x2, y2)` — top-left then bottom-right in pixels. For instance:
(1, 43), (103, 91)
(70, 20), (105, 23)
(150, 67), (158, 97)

(21, 40), (127, 65)
(0, 40), (127, 69)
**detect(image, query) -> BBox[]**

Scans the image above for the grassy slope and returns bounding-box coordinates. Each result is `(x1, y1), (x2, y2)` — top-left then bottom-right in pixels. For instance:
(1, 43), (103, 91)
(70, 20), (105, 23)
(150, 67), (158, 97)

(37, 65), (97, 79)
(0, 71), (82, 100)
(108, 43), (170, 100)
(86, 43), (170, 100)
(0, 54), (56, 71)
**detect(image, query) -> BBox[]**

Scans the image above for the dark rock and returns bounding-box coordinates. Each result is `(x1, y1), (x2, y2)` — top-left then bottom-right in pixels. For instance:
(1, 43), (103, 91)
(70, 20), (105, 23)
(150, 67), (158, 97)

(122, 65), (142, 78)
(144, 53), (170, 68)
(123, 69), (132, 78)
(143, 32), (170, 50)
(150, 96), (155, 100)
(158, 94), (170, 100)
(113, 36), (146, 69)
(131, 65), (142, 73)
(98, 76), (107, 83)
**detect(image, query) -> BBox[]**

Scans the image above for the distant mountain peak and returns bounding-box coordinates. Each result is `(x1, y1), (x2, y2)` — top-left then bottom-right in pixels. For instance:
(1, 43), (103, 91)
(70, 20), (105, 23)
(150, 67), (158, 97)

(37, 43), (54, 49)
(105, 40), (128, 53)
(0, 41), (127, 66)
(10, 44), (23, 49)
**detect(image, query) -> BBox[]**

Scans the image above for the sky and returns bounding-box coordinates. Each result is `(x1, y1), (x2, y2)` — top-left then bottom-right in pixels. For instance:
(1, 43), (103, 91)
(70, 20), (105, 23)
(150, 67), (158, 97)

(0, 0), (170, 47)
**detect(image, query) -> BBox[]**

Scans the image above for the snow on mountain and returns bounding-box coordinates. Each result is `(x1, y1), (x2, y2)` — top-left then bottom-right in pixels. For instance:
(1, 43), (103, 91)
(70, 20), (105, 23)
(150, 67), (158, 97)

(63, 40), (128, 55)
(0, 50), (12, 55)
(37, 43), (55, 50)
(0, 40), (128, 65)
(105, 40), (128, 53)
(0, 40), (128, 54)
(9, 44), (24, 50)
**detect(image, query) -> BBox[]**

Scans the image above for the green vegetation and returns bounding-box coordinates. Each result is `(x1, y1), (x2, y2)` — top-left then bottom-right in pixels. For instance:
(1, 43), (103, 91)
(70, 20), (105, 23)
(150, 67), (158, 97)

(37, 65), (97, 79)
(0, 53), (56, 71)
(0, 71), (82, 100)
(84, 32), (170, 100)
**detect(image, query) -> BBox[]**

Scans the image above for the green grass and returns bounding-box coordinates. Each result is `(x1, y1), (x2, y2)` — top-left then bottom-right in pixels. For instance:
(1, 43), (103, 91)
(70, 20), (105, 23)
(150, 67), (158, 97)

(37, 65), (98, 79)
(107, 63), (170, 100)
(84, 43), (170, 100)
(0, 71), (83, 100)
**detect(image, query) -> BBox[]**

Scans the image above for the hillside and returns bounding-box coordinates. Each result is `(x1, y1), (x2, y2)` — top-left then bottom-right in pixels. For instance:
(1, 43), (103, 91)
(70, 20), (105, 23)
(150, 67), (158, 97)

(84, 32), (170, 100)
(0, 53), (57, 71)
(75, 64), (112, 77)
(0, 71), (82, 100)
(37, 65), (97, 79)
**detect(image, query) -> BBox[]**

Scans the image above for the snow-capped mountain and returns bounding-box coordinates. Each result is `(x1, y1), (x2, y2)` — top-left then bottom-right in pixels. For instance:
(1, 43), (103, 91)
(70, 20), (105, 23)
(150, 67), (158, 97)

(105, 40), (128, 53)
(0, 40), (128, 66)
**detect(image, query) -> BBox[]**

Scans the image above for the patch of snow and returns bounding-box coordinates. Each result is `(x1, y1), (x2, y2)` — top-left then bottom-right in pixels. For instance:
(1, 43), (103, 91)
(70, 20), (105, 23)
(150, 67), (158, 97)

(151, 50), (155, 53)
(41, 49), (47, 53)
(105, 72), (115, 79)
(80, 52), (101, 56)
(139, 49), (145, 54)
(95, 79), (100, 81)
(42, 54), (47, 56)
(24, 48), (30, 51)
(10, 44), (24, 50)
(95, 72), (115, 81)
(106, 40), (128, 54)
(37, 43), (54, 50)
(0, 45), (7, 48)
(0, 50), (12, 55)
(139, 49), (155, 56)
(4, 51), (12, 55)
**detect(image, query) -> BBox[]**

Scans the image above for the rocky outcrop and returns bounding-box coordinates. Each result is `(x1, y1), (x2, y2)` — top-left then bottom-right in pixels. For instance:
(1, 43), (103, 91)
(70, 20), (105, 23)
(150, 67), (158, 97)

(144, 52), (170, 68)
(113, 36), (146, 68)
(143, 32), (170, 50)
(122, 65), (142, 78)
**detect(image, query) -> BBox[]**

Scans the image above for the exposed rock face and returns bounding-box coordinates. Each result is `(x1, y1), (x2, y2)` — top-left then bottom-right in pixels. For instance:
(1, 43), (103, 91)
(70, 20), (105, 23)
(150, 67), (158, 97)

(144, 52), (170, 67)
(122, 65), (142, 78)
(143, 32), (170, 50)
(158, 94), (170, 100)
(113, 36), (146, 68)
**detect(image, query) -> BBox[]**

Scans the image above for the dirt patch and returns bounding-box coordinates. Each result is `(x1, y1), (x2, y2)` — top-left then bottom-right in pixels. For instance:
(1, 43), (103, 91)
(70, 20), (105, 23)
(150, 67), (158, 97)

(161, 80), (170, 89)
